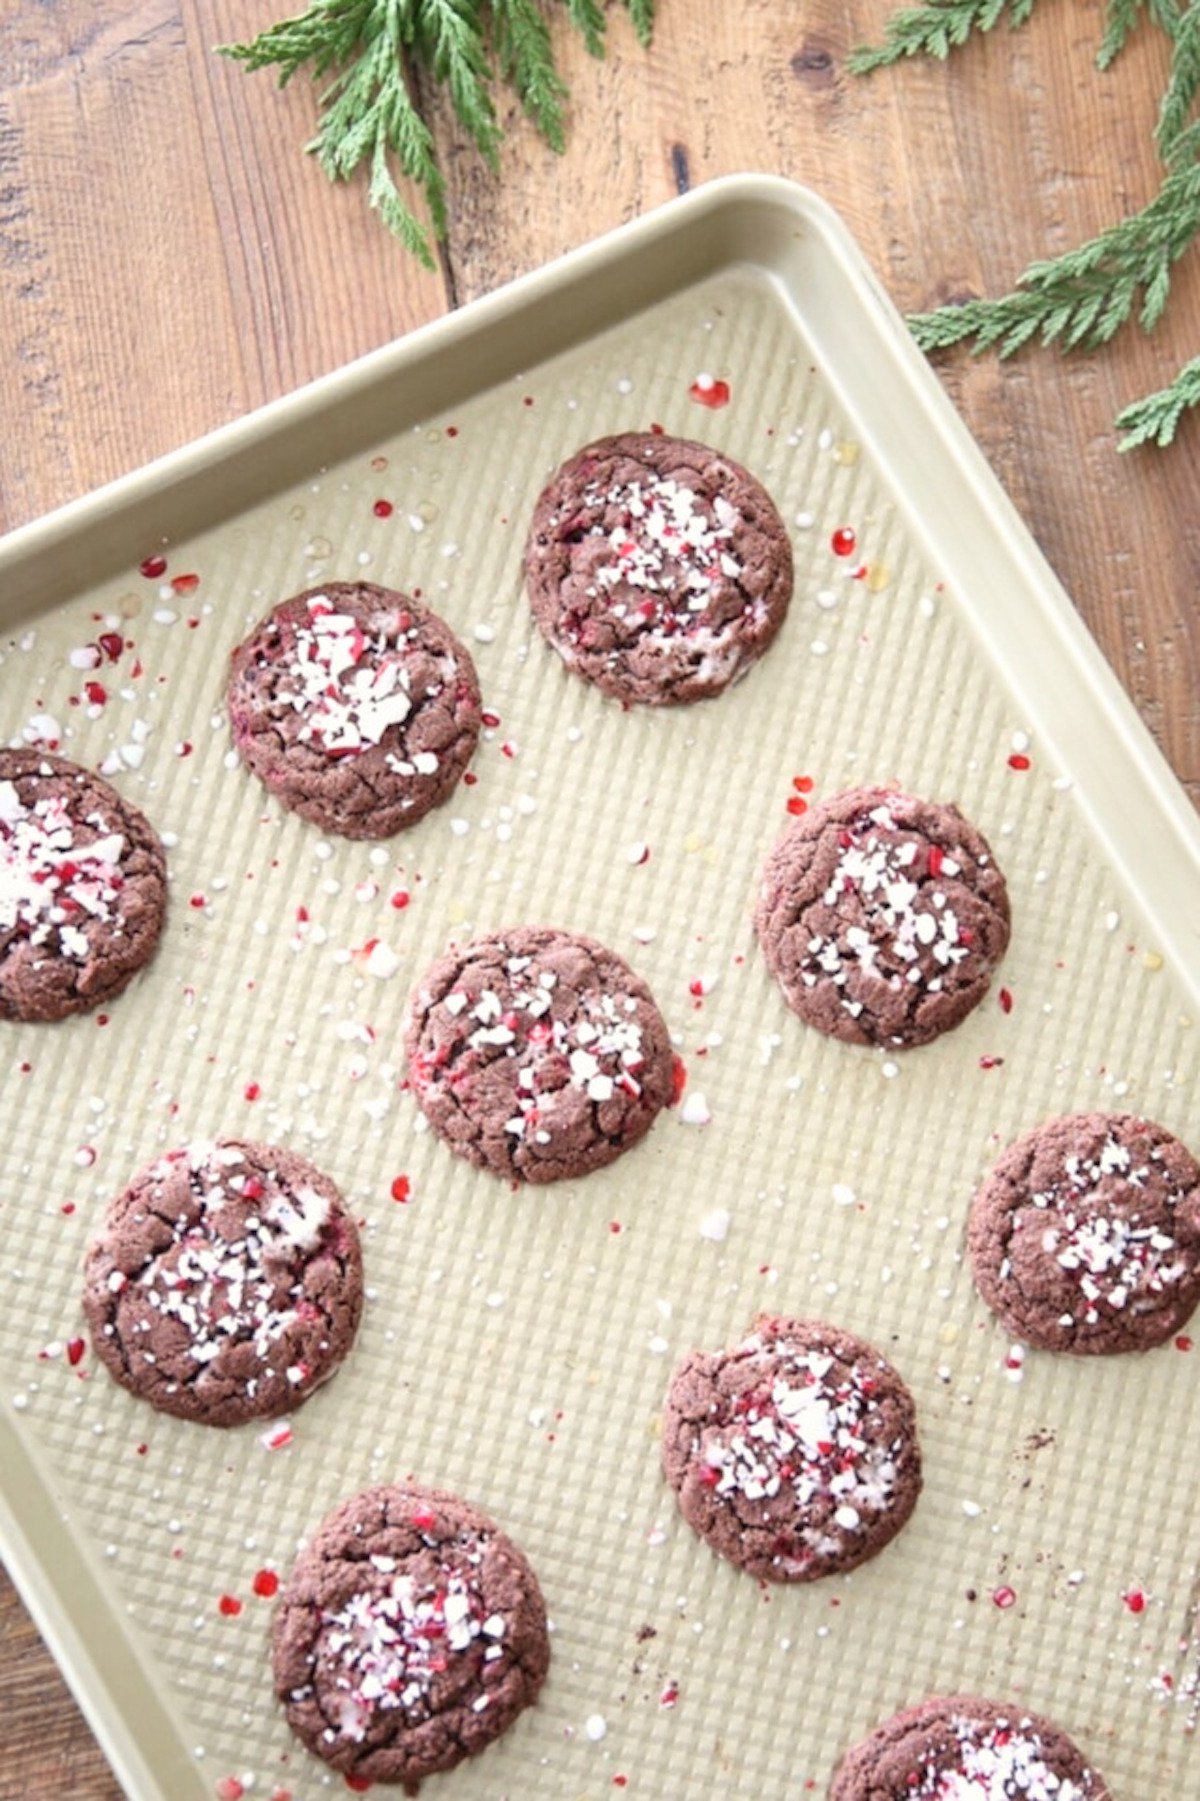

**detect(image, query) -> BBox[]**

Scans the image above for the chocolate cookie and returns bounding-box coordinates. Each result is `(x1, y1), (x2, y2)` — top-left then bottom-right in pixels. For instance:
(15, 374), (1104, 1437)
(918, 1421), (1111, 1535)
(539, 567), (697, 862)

(661, 1315), (921, 1582)
(755, 785), (1010, 1050)
(272, 1483), (549, 1788)
(829, 1694), (1111, 1800)
(523, 432), (793, 705)
(404, 926), (675, 1184)
(0, 749), (166, 1023)
(969, 1112), (1200, 1354)
(83, 1140), (362, 1425)
(227, 582), (482, 838)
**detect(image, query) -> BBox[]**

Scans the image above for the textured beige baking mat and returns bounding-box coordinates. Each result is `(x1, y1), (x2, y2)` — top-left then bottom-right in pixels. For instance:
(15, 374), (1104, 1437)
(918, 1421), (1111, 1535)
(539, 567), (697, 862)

(1, 181), (1197, 1801)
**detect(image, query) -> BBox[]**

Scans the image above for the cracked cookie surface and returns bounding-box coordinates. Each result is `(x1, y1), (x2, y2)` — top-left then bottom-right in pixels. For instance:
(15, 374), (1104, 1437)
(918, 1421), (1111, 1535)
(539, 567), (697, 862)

(829, 1693), (1111, 1800)
(523, 432), (792, 705)
(755, 785), (1010, 1050)
(662, 1315), (921, 1582)
(227, 581), (481, 839)
(82, 1139), (362, 1425)
(272, 1483), (549, 1787)
(969, 1112), (1200, 1354)
(404, 925), (675, 1184)
(0, 749), (167, 1023)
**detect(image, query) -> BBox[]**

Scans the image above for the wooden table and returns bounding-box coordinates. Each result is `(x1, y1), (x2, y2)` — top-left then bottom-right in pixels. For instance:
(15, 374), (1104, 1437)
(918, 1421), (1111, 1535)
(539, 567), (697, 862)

(1, 2), (1197, 1794)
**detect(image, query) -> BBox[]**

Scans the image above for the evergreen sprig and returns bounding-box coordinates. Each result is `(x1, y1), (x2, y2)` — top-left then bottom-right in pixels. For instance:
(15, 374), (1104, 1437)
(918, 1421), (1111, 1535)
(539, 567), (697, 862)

(220, 0), (653, 267)
(847, 0), (1038, 76)
(907, 125), (1200, 357)
(854, 0), (1200, 447)
(1116, 350), (1200, 443)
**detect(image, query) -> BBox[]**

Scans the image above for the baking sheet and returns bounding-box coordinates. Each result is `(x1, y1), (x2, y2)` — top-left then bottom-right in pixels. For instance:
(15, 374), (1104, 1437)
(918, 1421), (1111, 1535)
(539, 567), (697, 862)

(1, 177), (1197, 1801)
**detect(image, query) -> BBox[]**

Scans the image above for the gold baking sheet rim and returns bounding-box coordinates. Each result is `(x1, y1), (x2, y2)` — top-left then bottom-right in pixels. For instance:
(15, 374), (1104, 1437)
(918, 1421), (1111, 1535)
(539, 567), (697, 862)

(0, 177), (1197, 1801)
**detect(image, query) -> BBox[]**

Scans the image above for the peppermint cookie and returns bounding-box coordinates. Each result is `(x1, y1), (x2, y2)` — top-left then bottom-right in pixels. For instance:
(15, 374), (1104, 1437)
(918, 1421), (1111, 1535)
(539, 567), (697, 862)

(83, 1140), (362, 1425)
(829, 1694), (1111, 1800)
(0, 749), (166, 1023)
(273, 1483), (549, 1787)
(404, 926), (675, 1184)
(661, 1316), (921, 1582)
(755, 785), (1010, 1050)
(523, 432), (793, 705)
(969, 1112), (1200, 1353)
(227, 582), (481, 838)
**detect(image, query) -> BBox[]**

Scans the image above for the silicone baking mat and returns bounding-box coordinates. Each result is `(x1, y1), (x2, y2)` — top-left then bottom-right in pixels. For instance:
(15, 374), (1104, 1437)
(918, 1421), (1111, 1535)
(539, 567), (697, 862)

(1, 179), (1197, 1801)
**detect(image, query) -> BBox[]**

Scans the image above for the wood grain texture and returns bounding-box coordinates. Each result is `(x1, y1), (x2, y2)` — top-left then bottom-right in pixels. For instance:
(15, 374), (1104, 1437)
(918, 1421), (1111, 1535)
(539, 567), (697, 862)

(0, 0), (1197, 1794)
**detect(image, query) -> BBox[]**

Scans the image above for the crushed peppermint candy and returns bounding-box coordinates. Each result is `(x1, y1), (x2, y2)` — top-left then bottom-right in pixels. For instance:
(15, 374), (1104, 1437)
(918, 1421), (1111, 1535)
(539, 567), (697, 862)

(686, 1325), (912, 1577)
(909, 1711), (1098, 1798)
(800, 800), (973, 1017)
(303, 1561), (500, 1740)
(268, 596), (454, 763)
(0, 779), (127, 962)
(558, 472), (749, 652)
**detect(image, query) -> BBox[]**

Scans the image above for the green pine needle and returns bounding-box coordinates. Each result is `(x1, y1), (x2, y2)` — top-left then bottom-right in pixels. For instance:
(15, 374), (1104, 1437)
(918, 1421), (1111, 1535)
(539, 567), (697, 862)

(847, 0), (1037, 76)
(1097, 0), (1181, 69)
(218, 0), (655, 259)
(907, 141), (1200, 357)
(491, 0), (568, 149)
(1158, 0), (1200, 153)
(564, 0), (606, 56)
(1116, 350), (1200, 444)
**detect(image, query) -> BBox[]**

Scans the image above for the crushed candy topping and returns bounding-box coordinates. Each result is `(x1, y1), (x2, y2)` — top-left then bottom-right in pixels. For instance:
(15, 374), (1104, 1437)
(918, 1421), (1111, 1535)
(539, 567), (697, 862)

(130, 1144), (331, 1367)
(301, 1554), (501, 1741)
(1016, 1134), (1187, 1325)
(415, 951), (646, 1141)
(280, 597), (451, 761)
(802, 802), (972, 1015)
(694, 1329), (902, 1574)
(558, 473), (758, 665)
(912, 1712), (1096, 1798)
(0, 778), (125, 962)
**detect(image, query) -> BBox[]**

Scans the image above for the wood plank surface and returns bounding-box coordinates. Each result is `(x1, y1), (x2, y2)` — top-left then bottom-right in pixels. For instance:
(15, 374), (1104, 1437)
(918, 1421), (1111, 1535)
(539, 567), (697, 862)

(0, 1), (1197, 1795)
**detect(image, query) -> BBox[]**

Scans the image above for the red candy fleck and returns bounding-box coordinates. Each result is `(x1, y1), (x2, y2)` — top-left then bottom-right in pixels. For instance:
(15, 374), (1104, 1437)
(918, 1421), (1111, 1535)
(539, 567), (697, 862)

(831, 526), (857, 557)
(189, 894), (206, 910)
(138, 554), (167, 580)
(391, 889), (410, 910)
(928, 845), (944, 877)
(992, 1586), (1017, 1610)
(252, 1568), (280, 1598)
(999, 987), (1014, 1013)
(215, 1781), (245, 1801)
(66, 1338), (86, 1367)
(170, 572), (200, 595)
(244, 1082), (260, 1102)
(979, 1056), (1004, 1071)
(696, 1464), (721, 1488)
(481, 709), (502, 729)
(786, 796), (808, 817)
(217, 1594), (243, 1617)
(609, 1220), (622, 1234)
(176, 741), (193, 757)
(671, 1055), (688, 1105)
(412, 1507), (437, 1531)
(373, 499), (393, 517)
(792, 775), (814, 793)
(1176, 1335), (1193, 1351)
(688, 374), (730, 408)
(613, 1779), (628, 1790)
(659, 1682), (679, 1708)
(345, 1780), (373, 1795)
(1008, 753), (1031, 771)
(391, 1175), (411, 1203)
(97, 631), (124, 663)
(446, 426), (458, 438)
(1123, 1588), (1147, 1614)
(83, 681), (107, 707)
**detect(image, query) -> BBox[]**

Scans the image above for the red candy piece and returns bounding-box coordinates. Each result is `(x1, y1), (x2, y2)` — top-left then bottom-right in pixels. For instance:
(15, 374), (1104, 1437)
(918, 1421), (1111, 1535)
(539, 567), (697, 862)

(831, 527), (856, 557)
(218, 1594), (242, 1617)
(391, 1175), (411, 1203)
(688, 375), (730, 408)
(252, 1568), (280, 1598)
(138, 554), (167, 580)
